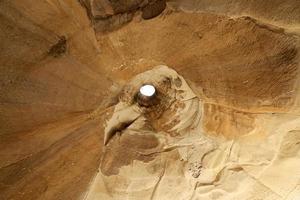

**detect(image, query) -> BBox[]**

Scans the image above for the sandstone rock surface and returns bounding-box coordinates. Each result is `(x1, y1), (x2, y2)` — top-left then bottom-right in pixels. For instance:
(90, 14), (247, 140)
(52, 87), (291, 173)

(0, 0), (300, 200)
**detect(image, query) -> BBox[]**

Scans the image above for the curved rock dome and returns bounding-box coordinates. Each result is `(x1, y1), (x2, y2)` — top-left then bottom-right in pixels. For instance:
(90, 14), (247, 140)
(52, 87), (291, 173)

(0, 1), (300, 199)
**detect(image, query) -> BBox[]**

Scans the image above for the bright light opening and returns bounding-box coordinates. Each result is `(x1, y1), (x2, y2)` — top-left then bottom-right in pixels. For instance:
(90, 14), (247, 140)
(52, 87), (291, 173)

(140, 85), (156, 97)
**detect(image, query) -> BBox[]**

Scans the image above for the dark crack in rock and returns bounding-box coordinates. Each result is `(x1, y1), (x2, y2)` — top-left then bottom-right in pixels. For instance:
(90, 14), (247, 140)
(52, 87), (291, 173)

(48, 36), (67, 58)
(142, 0), (166, 20)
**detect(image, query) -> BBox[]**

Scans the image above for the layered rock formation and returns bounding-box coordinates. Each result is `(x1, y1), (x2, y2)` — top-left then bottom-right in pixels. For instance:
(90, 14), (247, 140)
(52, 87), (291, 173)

(0, 0), (300, 199)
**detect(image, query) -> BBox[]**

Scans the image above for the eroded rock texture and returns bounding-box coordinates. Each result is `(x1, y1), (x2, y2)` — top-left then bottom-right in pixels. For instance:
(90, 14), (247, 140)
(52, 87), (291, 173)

(0, 0), (300, 200)
(79, 0), (167, 31)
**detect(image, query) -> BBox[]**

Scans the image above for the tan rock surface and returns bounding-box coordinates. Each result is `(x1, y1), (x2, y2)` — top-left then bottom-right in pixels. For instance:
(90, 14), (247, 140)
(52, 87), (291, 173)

(0, 0), (300, 200)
